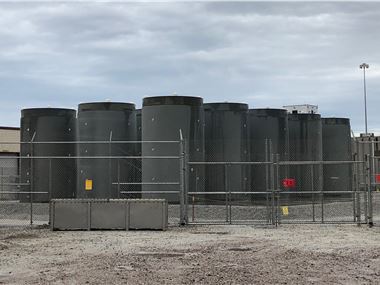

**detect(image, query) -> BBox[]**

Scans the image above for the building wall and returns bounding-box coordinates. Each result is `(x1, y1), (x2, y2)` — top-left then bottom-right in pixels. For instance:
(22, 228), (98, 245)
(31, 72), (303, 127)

(283, 104), (318, 114)
(0, 127), (20, 153)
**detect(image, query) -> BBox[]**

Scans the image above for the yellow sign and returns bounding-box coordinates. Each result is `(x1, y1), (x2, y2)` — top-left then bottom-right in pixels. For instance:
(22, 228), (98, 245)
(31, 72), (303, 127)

(85, 179), (93, 191)
(281, 206), (289, 216)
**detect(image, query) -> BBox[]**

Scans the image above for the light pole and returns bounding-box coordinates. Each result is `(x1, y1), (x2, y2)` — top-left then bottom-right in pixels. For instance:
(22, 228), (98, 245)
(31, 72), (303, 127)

(360, 63), (369, 135)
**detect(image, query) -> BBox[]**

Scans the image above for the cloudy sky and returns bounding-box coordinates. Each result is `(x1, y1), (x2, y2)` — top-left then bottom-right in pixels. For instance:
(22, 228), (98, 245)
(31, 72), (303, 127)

(0, 2), (379, 134)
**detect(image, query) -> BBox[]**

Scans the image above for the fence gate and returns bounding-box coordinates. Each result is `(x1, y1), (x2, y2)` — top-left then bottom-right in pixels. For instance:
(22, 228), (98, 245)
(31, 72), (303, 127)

(186, 161), (275, 225)
(367, 142), (380, 226)
(356, 140), (380, 227)
(275, 160), (366, 225)
(186, 159), (368, 226)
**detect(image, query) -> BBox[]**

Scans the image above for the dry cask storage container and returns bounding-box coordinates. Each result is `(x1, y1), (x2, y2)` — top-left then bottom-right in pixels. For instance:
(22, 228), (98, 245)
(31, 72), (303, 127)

(288, 113), (323, 193)
(204, 103), (249, 203)
(322, 118), (352, 193)
(249, 109), (289, 201)
(77, 102), (136, 199)
(142, 96), (205, 203)
(20, 108), (76, 202)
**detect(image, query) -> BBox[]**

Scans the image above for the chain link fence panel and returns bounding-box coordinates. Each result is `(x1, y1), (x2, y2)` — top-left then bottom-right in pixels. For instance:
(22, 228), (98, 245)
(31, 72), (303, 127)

(0, 141), (183, 228)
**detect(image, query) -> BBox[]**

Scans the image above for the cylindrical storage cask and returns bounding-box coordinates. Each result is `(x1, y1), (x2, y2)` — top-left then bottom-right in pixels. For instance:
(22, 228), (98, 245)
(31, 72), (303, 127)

(249, 109), (289, 199)
(204, 103), (249, 203)
(20, 108), (76, 202)
(322, 118), (352, 192)
(288, 113), (323, 193)
(142, 96), (205, 203)
(77, 102), (136, 198)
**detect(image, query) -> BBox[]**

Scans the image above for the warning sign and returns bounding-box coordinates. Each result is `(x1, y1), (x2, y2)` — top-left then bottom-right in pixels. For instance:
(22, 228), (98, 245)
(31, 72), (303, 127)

(282, 178), (296, 188)
(85, 179), (93, 191)
(281, 206), (289, 216)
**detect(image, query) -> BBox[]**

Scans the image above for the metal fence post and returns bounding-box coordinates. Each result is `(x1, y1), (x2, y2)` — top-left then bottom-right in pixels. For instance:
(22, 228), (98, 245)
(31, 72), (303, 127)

(268, 140), (277, 226)
(29, 136), (35, 226)
(228, 164), (232, 225)
(117, 159), (121, 198)
(355, 141), (362, 226)
(49, 158), (52, 201)
(108, 131), (113, 200)
(48, 158), (52, 226)
(179, 132), (187, 225)
(353, 153), (360, 225)
(184, 140), (189, 225)
(352, 154), (356, 223)
(264, 139), (270, 224)
(0, 167), (3, 200)
(363, 154), (370, 224)
(356, 161), (362, 226)
(275, 153), (281, 226)
(224, 164), (229, 223)
(320, 161), (324, 224)
(368, 143), (374, 227)
(192, 167), (197, 222)
(311, 164), (315, 222)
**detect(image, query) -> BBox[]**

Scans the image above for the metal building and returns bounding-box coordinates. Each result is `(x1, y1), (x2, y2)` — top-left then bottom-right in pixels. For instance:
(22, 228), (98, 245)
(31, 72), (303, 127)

(322, 118), (352, 192)
(283, 104), (318, 114)
(20, 108), (77, 202)
(77, 102), (137, 199)
(142, 96), (205, 202)
(204, 103), (249, 202)
(288, 113), (323, 192)
(249, 109), (289, 194)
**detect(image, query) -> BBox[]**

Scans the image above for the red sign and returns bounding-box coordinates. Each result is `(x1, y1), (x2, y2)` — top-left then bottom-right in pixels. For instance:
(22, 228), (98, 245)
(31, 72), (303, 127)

(376, 174), (380, 183)
(282, 178), (296, 188)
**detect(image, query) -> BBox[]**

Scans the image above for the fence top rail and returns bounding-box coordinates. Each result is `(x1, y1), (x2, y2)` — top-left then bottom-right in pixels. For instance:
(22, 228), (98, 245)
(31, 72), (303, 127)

(0, 156), (181, 159)
(279, 190), (359, 194)
(188, 161), (363, 165)
(277, 160), (364, 165)
(188, 191), (271, 195)
(0, 155), (366, 162)
(0, 140), (181, 144)
(188, 191), (359, 195)
(0, 191), (48, 194)
(119, 191), (180, 194)
(356, 140), (380, 144)
(188, 161), (272, 165)
(112, 182), (180, 185)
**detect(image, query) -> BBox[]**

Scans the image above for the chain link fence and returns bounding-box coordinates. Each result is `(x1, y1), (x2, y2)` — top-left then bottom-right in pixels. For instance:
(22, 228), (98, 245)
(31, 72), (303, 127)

(187, 162), (273, 225)
(0, 150), (35, 227)
(186, 138), (369, 226)
(1, 138), (379, 228)
(0, 141), (184, 228)
(276, 160), (365, 224)
(356, 138), (380, 226)
(186, 161), (366, 226)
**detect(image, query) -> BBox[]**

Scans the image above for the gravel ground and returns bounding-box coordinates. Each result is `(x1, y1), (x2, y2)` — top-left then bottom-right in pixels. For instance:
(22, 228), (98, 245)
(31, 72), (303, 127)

(1, 224), (380, 284)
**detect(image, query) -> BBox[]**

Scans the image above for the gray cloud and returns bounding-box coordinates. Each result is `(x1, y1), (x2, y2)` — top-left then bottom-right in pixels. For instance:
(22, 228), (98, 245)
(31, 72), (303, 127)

(0, 2), (379, 134)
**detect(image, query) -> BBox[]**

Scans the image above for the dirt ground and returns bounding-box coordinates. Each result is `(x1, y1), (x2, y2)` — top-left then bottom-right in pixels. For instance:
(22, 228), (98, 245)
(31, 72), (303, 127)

(0, 224), (380, 285)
